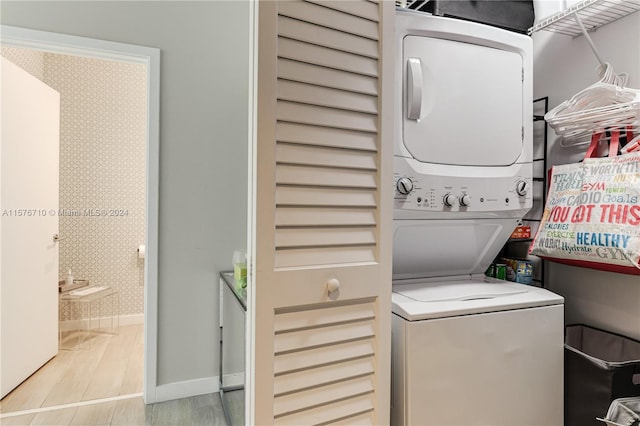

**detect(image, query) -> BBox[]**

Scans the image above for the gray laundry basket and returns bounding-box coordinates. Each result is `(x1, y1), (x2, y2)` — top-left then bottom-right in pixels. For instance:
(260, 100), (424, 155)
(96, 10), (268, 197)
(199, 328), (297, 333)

(565, 325), (640, 426)
(598, 397), (640, 426)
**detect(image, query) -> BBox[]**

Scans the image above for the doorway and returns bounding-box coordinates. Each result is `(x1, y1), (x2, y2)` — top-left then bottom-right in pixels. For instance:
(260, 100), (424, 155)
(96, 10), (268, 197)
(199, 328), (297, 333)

(0, 25), (160, 411)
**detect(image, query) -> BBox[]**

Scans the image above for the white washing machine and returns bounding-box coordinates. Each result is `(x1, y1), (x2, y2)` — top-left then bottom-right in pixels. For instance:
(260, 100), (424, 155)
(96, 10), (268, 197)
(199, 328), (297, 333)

(391, 9), (564, 426)
(391, 279), (564, 425)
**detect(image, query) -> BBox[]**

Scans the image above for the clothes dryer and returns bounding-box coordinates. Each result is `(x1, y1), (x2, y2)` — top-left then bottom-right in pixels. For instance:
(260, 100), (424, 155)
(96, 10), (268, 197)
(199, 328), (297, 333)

(391, 9), (564, 425)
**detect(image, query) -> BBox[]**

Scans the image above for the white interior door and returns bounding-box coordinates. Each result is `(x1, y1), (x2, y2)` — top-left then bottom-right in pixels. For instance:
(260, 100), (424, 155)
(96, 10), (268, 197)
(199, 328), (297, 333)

(248, 1), (394, 424)
(1, 57), (60, 398)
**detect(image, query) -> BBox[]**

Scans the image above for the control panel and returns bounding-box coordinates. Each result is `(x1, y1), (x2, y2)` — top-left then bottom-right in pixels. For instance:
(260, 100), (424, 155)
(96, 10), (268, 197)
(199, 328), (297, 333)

(393, 159), (532, 213)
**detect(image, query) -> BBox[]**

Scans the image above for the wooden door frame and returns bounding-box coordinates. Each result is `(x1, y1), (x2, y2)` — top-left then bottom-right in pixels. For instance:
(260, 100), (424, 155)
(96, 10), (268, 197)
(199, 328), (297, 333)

(0, 25), (161, 404)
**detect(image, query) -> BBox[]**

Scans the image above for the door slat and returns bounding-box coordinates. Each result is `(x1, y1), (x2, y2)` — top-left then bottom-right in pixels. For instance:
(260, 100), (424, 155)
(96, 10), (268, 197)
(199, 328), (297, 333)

(325, 410), (376, 425)
(278, 1), (379, 40)
(275, 320), (375, 353)
(278, 38), (378, 77)
(278, 101), (377, 133)
(274, 338), (376, 375)
(274, 357), (375, 396)
(275, 301), (375, 332)
(277, 122), (378, 152)
(275, 207), (376, 227)
(275, 227), (376, 249)
(276, 143), (377, 170)
(278, 80), (378, 115)
(275, 186), (377, 207)
(274, 393), (375, 425)
(278, 58), (378, 96)
(276, 165), (377, 188)
(306, 0), (380, 22)
(278, 15), (378, 59)
(274, 375), (375, 417)
(275, 246), (377, 269)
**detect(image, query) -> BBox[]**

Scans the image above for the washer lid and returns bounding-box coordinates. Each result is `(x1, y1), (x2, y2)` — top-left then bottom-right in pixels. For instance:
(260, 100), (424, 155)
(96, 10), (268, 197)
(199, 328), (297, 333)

(396, 280), (528, 302)
(392, 218), (517, 280)
(392, 278), (564, 321)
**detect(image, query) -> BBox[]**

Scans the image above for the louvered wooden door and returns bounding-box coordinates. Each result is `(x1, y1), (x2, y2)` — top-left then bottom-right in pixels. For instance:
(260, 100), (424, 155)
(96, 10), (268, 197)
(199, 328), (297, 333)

(249, 0), (393, 424)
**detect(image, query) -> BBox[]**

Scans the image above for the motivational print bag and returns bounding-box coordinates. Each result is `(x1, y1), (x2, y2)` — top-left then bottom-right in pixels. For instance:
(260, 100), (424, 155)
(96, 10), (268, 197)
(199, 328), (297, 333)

(529, 130), (640, 275)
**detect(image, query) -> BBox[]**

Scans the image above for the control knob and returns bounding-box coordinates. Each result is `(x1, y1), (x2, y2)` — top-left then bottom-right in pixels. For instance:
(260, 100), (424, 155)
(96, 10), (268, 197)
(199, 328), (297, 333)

(396, 177), (414, 195)
(459, 194), (471, 207)
(443, 193), (457, 207)
(516, 180), (529, 196)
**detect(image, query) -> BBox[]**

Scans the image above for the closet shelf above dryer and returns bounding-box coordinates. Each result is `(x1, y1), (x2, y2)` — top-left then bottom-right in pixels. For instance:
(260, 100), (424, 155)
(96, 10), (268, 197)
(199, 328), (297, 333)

(529, 0), (640, 37)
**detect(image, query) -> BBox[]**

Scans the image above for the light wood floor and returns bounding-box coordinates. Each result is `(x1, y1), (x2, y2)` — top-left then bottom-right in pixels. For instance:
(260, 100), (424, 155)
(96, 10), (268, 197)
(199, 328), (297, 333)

(1, 324), (144, 414)
(1, 323), (229, 425)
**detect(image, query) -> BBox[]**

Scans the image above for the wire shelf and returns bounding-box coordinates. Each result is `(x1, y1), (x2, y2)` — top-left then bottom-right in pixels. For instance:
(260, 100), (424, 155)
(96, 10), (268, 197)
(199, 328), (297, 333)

(529, 0), (640, 37)
(396, 0), (429, 9)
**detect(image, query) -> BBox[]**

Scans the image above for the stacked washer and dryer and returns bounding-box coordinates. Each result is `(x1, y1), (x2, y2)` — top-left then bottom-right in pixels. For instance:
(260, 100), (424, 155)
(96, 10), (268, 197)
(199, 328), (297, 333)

(391, 9), (565, 426)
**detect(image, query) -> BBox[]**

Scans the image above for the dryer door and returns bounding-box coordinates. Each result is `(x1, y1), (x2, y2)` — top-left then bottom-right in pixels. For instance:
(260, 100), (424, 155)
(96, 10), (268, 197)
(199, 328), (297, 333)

(402, 35), (523, 167)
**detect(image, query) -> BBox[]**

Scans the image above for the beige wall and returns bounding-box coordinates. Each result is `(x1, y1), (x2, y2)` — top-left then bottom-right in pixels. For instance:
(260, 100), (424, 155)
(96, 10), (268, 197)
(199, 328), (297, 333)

(1, 46), (44, 80)
(0, 1), (250, 386)
(48, 54), (146, 321)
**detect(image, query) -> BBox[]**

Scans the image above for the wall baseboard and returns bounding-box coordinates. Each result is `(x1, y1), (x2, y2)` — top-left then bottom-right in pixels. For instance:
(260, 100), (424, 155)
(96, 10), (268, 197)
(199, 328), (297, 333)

(155, 376), (219, 403)
(59, 313), (144, 331)
(119, 313), (144, 326)
(221, 373), (244, 388)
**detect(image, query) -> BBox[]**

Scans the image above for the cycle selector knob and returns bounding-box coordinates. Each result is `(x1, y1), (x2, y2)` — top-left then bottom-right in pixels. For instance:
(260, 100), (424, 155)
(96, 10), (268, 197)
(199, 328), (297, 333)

(443, 193), (457, 207)
(396, 177), (413, 195)
(459, 194), (471, 207)
(516, 180), (529, 196)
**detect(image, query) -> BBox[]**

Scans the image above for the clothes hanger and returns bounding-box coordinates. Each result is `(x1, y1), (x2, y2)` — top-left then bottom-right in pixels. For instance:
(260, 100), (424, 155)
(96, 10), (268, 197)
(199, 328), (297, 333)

(546, 63), (640, 140)
(545, 13), (640, 144)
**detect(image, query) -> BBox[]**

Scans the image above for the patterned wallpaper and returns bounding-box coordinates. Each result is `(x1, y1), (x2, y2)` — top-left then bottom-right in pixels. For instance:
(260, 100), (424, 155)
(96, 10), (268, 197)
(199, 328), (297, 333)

(1, 46), (45, 81)
(2, 48), (147, 321)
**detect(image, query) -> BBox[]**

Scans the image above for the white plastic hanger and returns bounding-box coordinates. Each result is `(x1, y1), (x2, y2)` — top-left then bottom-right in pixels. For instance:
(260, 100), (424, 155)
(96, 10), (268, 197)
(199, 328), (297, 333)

(546, 62), (640, 140)
(545, 13), (640, 143)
